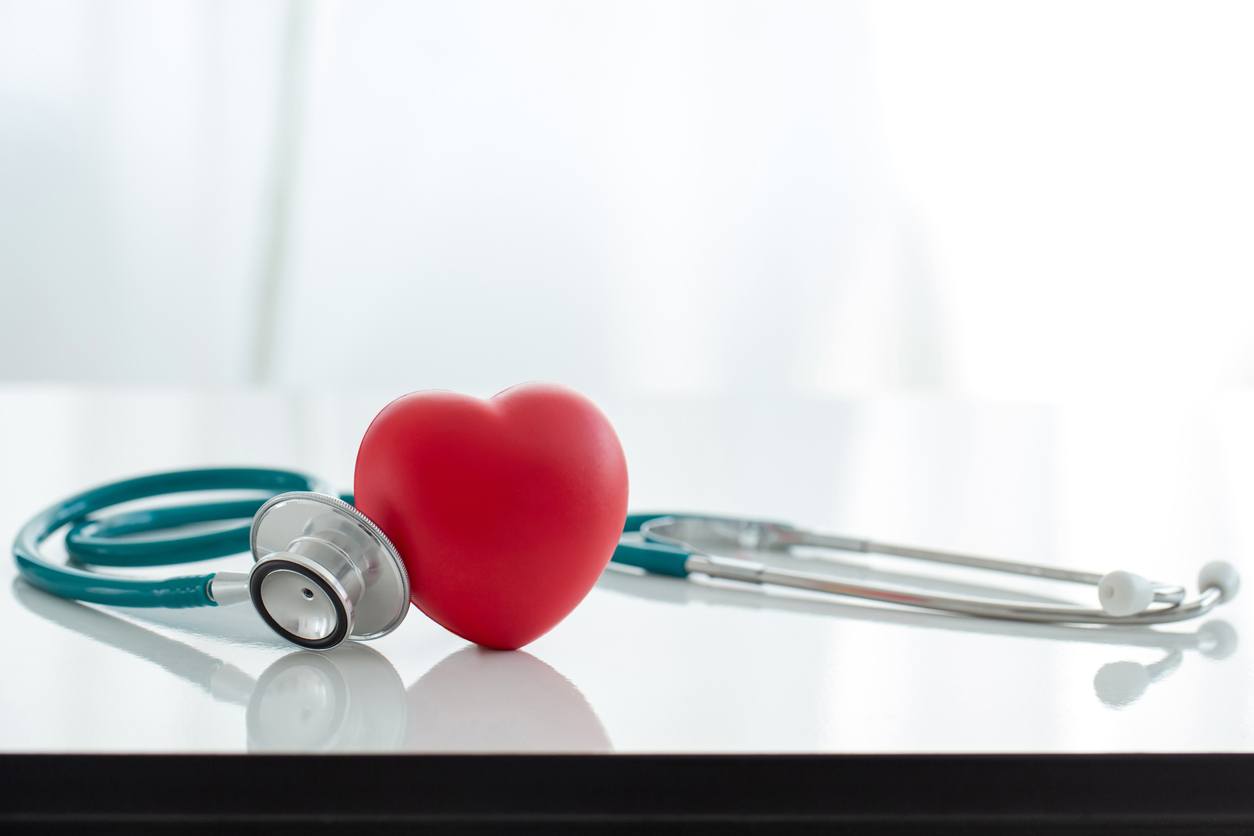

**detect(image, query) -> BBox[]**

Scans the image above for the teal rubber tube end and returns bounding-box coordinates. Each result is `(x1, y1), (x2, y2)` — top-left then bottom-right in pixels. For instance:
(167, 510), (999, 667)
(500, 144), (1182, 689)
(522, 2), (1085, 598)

(612, 541), (690, 577)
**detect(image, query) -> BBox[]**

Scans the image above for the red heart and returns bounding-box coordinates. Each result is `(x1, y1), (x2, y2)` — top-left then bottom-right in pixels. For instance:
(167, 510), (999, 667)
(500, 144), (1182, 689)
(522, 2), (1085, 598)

(354, 383), (629, 650)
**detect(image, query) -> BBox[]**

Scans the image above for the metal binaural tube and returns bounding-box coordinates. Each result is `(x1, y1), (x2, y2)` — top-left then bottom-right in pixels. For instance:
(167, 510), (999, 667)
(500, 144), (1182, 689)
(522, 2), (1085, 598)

(798, 530), (1185, 605)
(684, 554), (1224, 626)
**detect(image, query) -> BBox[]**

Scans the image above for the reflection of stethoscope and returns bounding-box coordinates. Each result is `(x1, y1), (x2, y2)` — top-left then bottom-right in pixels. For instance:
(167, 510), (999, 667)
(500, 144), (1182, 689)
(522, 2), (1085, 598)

(12, 469), (1242, 652)
(597, 567), (1238, 708)
(13, 581), (611, 752)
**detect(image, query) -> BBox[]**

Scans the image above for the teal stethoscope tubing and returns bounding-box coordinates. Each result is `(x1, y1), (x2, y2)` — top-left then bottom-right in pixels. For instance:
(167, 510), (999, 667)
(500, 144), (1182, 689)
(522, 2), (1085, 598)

(13, 468), (335, 608)
(12, 467), (678, 610)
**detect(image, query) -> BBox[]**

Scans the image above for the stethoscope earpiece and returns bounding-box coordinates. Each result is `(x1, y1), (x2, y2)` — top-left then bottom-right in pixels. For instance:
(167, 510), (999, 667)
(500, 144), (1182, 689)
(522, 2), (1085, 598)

(1097, 570), (1155, 617)
(242, 492), (410, 650)
(1198, 560), (1241, 604)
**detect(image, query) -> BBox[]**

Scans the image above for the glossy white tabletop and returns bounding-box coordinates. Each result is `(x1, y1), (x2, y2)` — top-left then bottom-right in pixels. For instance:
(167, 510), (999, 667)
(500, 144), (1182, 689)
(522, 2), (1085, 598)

(1, 386), (1251, 754)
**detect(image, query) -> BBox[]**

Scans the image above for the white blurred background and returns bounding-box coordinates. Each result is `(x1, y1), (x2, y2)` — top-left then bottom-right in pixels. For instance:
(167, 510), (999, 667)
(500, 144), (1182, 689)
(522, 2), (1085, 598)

(4, 1), (1254, 751)
(2, 0), (1252, 401)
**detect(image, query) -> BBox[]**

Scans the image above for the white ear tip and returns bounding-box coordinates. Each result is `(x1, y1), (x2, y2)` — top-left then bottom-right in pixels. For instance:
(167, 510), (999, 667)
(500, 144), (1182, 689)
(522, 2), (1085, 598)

(1198, 561), (1240, 603)
(1098, 570), (1154, 617)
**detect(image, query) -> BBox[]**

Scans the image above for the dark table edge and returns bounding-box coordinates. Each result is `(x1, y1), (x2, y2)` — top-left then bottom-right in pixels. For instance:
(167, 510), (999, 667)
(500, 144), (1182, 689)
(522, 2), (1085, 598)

(3, 752), (1252, 832)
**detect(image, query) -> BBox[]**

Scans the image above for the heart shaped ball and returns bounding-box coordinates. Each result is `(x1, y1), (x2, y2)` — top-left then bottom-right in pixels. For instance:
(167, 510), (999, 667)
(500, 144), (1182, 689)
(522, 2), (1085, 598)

(354, 383), (629, 649)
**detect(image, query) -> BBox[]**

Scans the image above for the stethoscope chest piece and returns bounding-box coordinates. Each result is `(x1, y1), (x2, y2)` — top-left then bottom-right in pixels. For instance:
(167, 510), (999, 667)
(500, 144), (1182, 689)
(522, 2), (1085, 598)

(247, 493), (410, 649)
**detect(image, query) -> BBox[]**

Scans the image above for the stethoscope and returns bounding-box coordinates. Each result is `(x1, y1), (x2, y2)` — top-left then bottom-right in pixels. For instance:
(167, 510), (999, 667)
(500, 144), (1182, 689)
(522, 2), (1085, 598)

(12, 468), (1242, 650)
(13, 469), (408, 650)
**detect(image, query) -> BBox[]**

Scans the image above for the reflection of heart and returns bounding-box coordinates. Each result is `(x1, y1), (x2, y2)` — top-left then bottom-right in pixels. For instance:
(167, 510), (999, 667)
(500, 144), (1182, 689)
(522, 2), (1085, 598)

(406, 647), (612, 751)
(354, 383), (629, 650)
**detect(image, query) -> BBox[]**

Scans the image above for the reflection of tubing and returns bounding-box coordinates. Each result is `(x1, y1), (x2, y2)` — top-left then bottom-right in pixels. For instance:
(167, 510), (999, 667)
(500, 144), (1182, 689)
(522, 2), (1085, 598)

(1090, 620), (1238, 709)
(13, 579), (255, 704)
(599, 567), (1239, 708)
(600, 567), (1236, 652)
(15, 579), (404, 750)
(405, 647), (612, 752)
(16, 579), (613, 752)
(1093, 650), (1184, 708)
